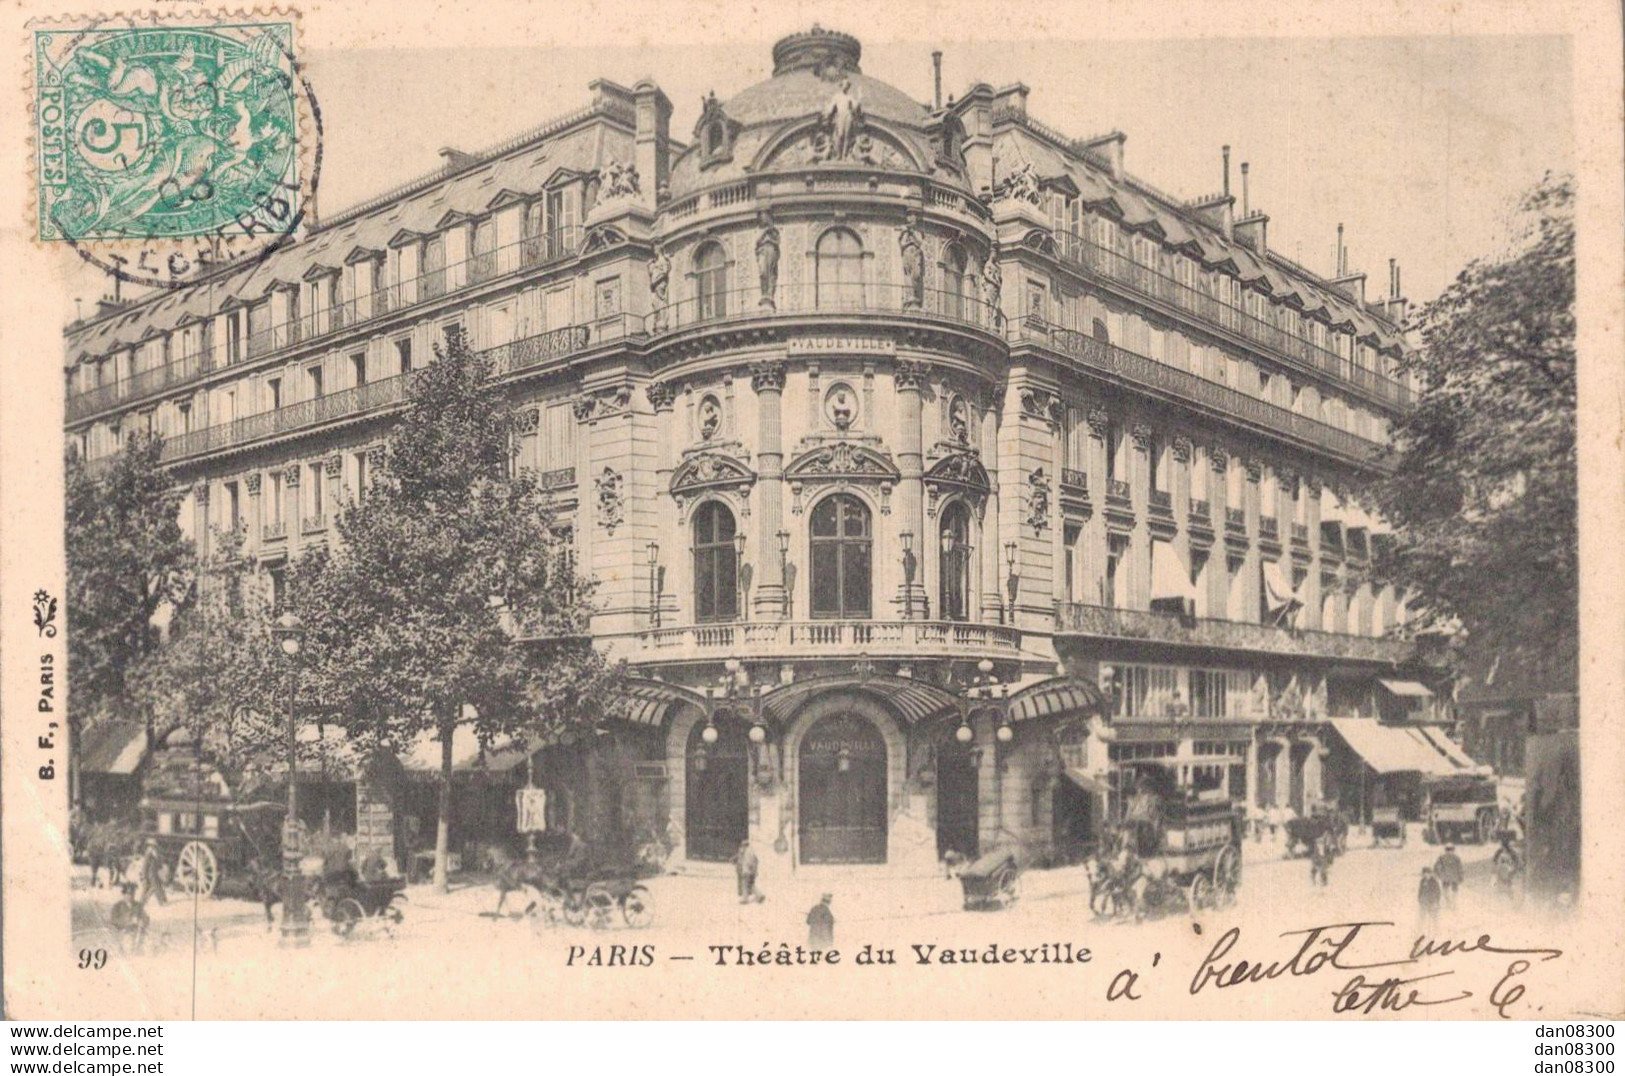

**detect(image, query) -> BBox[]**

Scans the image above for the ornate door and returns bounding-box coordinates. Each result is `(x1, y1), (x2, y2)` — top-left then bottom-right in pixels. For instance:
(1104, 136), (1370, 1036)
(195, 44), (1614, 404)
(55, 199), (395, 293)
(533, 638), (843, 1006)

(798, 713), (887, 864)
(685, 721), (749, 861)
(935, 741), (979, 860)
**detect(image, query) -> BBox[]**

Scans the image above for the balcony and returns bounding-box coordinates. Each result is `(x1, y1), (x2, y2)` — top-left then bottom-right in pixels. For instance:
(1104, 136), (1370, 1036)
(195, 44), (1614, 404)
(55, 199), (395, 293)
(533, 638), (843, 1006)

(1291, 522), (1309, 545)
(1060, 468), (1088, 493)
(1053, 601), (1433, 666)
(1189, 497), (1211, 520)
(1259, 516), (1279, 541)
(263, 520), (287, 541)
(1149, 488), (1173, 515)
(81, 325), (597, 471)
(1051, 230), (1412, 411)
(635, 618), (1021, 662)
(537, 466), (577, 491)
(65, 228), (584, 423)
(647, 283), (999, 339)
(301, 514), (326, 534)
(1107, 478), (1131, 503)
(1225, 507), (1246, 530)
(1014, 320), (1391, 469)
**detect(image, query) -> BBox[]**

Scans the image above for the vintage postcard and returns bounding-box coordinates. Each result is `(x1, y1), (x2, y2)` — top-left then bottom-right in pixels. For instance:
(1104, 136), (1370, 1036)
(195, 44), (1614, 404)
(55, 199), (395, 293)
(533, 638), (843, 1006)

(2, 0), (1620, 1022)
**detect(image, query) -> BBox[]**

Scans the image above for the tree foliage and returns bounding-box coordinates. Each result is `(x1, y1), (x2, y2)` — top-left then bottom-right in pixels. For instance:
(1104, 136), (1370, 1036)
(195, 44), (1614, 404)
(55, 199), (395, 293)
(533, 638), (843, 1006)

(291, 330), (618, 888)
(65, 432), (192, 726)
(1366, 172), (1576, 684)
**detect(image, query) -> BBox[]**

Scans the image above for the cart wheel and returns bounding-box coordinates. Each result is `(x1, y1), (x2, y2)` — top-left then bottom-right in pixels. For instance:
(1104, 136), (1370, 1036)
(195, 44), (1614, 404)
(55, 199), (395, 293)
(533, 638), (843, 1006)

(1212, 843), (1241, 909)
(993, 865), (1021, 908)
(561, 890), (589, 928)
(584, 883), (618, 930)
(1187, 872), (1214, 912)
(621, 885), (655, 929)
(330, 898), (365, 939)
(172, 841), (218, 898)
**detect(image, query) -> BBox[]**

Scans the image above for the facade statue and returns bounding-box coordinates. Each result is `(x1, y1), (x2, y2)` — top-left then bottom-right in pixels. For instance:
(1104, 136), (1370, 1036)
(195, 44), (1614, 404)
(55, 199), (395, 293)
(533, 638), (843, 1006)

(755, 224), (780, 308)
(602, 159), (641, 201)
(998, 161), (1041, 205)
(825, 78), (862, 161)
(898, 225), (925, 309)
(981, 245), (1004, 325)
(649, 247), (671, 329)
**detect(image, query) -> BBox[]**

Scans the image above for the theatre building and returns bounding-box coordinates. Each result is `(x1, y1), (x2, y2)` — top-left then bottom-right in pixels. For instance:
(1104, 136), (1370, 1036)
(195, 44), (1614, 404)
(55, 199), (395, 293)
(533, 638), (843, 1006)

(64, 28), (1447, 875)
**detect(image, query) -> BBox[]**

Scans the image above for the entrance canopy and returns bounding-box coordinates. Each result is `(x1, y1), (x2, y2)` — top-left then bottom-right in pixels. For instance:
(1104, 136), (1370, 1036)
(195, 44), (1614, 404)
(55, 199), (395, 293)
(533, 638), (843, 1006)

(401, 726), (529, 775)
(761, 673), (958, 726)
(80, 721), (148, 775)
(1415, 725), (1493, 776)
(1327, 718), (1457, 777)
(1378, 679), (1434, 699)
(603, 678), (709, 727)
(1000, 675), (1110, 724)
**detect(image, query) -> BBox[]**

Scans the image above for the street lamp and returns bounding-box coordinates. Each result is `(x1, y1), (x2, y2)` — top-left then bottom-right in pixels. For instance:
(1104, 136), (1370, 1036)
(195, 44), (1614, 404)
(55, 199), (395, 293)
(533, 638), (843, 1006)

(900, 530), (915, 620)
(647, 541), (661, 629)
(270, 611), (309, 948)
(777, 529), (791, 619)
(1004, 541), (1020, 624)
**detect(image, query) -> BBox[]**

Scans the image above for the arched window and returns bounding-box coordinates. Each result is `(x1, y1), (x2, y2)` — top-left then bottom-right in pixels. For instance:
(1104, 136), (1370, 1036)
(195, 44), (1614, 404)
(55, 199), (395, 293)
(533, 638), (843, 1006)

(815, 228), (865, 308)
(692, 501), (739, 622)
(1092, 317), (1110, 343)
(941, 243), (969, 320)
(810, 494), (871, 618)
(938, 502), (973, 622)
(694, 242), (728, 321)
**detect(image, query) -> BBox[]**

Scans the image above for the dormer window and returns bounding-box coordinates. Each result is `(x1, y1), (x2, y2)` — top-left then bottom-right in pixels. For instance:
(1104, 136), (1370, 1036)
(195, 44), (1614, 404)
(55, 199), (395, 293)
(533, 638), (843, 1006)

(694, 90), (739, 170)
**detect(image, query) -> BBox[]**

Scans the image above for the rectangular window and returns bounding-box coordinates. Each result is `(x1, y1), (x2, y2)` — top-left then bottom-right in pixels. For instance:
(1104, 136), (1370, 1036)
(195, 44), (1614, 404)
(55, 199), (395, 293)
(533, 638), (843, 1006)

(225, 482), (241, 533)
(1104, 537), (1124, 608)
(1064, 524), (1081, 601)
(307, 463), (324, 522)
(353, 450), (370, 501)
(267, 377), (282, 411)
(269, 566), (288, 614)
(351, 352), (367, 387)
(307, 365), (324, 399)
(395, 338), (412, 375)
(270, 472), (284, 523)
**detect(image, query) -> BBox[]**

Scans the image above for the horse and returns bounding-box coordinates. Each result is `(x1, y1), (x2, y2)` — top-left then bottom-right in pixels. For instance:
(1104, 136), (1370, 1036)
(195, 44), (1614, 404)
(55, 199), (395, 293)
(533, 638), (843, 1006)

(482, 834), (587, 917)
(86, 822), (139, 889)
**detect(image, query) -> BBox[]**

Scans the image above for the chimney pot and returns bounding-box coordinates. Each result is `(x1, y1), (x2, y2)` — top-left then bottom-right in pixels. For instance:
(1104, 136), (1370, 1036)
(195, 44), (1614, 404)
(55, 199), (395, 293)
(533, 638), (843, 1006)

(1240, 161), (1250, 216)
(932, 51), (943, 110)
(1222, 145), (1231, 197)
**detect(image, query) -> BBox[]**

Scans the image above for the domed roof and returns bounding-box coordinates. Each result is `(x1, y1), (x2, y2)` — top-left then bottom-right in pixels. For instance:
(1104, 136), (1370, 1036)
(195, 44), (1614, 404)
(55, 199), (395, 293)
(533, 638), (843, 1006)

(666, 27), (949, 199)
(725, 27), (931, 129)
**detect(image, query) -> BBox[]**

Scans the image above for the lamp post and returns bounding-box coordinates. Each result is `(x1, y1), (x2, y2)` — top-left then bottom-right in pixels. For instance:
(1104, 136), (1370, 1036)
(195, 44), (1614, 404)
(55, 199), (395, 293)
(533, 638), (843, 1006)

(900, 530), (915, 620)
(734, 533), (748, 622)
(647, 541), (661, 629)
(776, 529), (791, 619)
(1004, 541), (1020, 625)
(270, 611), (310, 948)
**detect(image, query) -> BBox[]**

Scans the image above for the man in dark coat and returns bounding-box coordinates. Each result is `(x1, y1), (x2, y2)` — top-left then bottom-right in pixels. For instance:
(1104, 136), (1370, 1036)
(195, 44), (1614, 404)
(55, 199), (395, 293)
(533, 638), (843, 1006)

(1418, 867), (1442, 924)
(733, 839), (763, 904)
(1435, 845), (1464, 908)
(807, 893), (834, 951)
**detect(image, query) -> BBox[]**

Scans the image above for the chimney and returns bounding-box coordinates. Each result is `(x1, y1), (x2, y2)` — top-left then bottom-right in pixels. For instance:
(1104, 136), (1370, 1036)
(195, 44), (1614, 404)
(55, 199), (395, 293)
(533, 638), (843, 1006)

(1336, 223), (1346, 276)
(1235, 210), (1268, 254)
(1388, 258), (1397, 299)
(1080, 131), (1126, 181)
(633, 79), (673, 209)
(932, 51), (943, 110)
(1240, 161), (1250, 216)
(438, 147), (477, 173)
(1222, 145), (1231, 197)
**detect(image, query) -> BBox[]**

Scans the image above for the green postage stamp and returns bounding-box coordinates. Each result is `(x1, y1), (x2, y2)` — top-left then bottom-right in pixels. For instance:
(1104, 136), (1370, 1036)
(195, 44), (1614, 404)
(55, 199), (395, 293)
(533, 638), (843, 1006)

(33, 16), (305, 247)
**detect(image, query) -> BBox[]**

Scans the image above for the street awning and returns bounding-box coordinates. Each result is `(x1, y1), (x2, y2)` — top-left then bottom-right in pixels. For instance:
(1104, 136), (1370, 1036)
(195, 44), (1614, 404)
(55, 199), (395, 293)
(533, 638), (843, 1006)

(1151, 542), (1198, 604)
(79, 722), (148, 775)
(1062, 767), (1109, 795)
(1379, 679), (1434, 699)
(1415, 726), (1491, 774)
(1001, 675), (1110, 724)
(402, 726), (530, 775)
(1263, 559), (1303, 623)
(1327, 718), (1457, 777)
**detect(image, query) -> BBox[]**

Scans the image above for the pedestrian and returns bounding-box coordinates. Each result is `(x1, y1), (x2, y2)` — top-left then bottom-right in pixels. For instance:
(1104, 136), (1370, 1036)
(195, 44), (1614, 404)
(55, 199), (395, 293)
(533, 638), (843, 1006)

(1417, 866), (1442, 924)
(806, 893), (834, 951)
(1309, 835), (1332, 887)
(1434, 845), (1464, 909)
(733, 839), (764, 904)
(137, 839), (167, 907)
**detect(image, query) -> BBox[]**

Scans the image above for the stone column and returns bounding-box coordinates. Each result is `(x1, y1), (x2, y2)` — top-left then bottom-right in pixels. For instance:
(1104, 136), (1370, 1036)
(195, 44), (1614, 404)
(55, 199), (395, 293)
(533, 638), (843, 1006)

(1170, 436), (1193, 598)
(1129, 422), (1153, 610)
(751, 361), (787, 619)
(895, 360), (928, 618)
(979, 393), (1004, 622)
(325, 455), (343, 528)
(1208, 446), (1231, 617)
(284, 464), (302, 559)
(1304, 474), (1324, 629)
(1081, 406), (1111, 609)
(1245, 736), (1260, 811)
(1241, 456), (1263, 623)
(192, 481), (211, 561)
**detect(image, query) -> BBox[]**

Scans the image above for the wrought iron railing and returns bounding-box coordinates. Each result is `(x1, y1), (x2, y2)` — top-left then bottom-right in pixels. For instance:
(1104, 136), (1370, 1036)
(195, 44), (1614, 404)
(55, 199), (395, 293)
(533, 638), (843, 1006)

(1189, 498), (1211, 519)
(66, 228), (583, 422)
(1053, 601), (1433, 665)
(1016, 319), (1390, 467)
(638, 618), (1021, 656)
(1149, 489), (1173, 512)
(1225, 507), (1246, 529)
(1060, 468), (1088, 491)
(1107, 478), (1131, 501)
(1051, 230), (1412, 410)
(647, 283), (999, 336)
(1260, 516), (1279, 540)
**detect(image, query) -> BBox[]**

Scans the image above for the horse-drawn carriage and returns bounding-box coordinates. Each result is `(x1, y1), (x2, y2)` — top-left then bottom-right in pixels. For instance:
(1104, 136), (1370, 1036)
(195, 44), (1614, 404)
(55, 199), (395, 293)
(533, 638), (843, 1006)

(312, 855), (408, 938)
(138, 795), (285, 898)
(1283, 804), (1349, 858)
(1088, 790), (1244, 921)
(1370, 805), (1407, 847)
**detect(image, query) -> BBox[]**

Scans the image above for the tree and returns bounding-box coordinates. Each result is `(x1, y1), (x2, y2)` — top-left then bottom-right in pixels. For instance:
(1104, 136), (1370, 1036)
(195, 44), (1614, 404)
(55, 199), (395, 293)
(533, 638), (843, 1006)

(65, 432), (193, 801)
(293, 330), (618, 890)
(1366, 172), (1576, 685)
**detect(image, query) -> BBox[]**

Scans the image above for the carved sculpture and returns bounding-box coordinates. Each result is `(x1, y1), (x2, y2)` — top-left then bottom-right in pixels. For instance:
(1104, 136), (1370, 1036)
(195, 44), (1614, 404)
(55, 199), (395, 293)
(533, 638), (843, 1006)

(755, 225), (780, 309)
(998, 161), (1042, 205)
(602, 159), (641, 201)
(898, 224), (925, 309)
(649, 247), (671, 330)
